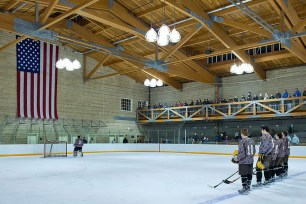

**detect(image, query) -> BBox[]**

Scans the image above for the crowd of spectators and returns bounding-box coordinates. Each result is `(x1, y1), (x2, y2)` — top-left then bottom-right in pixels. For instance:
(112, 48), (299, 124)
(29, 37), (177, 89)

(138, 88), (306, 110)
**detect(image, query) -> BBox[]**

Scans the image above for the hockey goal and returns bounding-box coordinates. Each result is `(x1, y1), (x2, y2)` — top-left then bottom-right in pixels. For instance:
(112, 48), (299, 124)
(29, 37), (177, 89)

(43, 141), (67, 158)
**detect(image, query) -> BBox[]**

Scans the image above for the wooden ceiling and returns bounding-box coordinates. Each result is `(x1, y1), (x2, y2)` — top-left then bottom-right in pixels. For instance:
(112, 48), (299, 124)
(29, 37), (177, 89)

(0, 0), (305, 89)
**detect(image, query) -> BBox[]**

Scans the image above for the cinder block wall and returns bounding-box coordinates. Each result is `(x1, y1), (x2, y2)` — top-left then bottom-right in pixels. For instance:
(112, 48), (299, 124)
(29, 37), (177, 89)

(221, 66), (306, 99)
(0, 30), (148, 141)
(150, 82), (216, 105)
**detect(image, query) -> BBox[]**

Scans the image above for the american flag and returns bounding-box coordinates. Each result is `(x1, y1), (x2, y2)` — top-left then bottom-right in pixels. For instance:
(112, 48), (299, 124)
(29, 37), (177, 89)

(17, 37), (59, 119)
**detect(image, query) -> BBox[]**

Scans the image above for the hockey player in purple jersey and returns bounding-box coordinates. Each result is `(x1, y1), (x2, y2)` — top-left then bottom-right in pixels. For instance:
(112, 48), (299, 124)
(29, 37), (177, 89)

(281, 131), (290, 177)
(270, 133), (284, 182)
(253, 126), (273, 187)
(233, 128), (256, 194)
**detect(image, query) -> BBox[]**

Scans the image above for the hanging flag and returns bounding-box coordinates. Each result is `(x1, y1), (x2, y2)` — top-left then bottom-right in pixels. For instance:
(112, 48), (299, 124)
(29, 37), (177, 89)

(17, 37), (59, 119)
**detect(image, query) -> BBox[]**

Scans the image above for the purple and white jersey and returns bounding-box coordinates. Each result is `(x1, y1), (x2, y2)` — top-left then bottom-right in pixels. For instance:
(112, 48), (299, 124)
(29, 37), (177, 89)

(237, 138), (256, 164)
(258, 133), (273, 156)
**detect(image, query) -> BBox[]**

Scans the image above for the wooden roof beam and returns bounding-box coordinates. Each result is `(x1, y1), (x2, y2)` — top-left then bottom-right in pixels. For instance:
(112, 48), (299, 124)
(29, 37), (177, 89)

(4, 0), (22, 11)
(275, 0), (306, 46)
(55, 19), (182, 89)
(40, 0), (60, 25)
(135, 3), (166, 18)
(160, 24), (203, 61)
(0, 36), (27, 52)
(39, 0), (100, 30)
(212, 16), (272, 38)
(103, 1), (216, 84)
(86, 54), (111, 79)
(208, 50), (294, 71)
(167, 0), (265, 79)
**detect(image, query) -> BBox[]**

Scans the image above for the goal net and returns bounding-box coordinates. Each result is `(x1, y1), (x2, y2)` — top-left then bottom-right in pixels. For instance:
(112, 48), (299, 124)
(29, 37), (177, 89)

(43, 141), (67, 158)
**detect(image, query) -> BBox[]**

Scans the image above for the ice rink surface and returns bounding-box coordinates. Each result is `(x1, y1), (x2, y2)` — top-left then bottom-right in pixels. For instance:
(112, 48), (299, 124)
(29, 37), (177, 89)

(0, 152), (305, 204)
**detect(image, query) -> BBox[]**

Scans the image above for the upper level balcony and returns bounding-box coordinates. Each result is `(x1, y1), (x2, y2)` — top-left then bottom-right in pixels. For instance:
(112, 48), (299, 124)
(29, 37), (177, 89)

(137, 96), (306, 123)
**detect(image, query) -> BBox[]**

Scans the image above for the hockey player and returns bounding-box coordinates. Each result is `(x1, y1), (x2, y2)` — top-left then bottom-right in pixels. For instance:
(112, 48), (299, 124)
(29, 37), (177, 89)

(281, 131), (290, 177)
(233, 128), (256, 194)
(270, 133), (284, 182)
(73, 135), (84, 157)
(253, 126), (273, 187)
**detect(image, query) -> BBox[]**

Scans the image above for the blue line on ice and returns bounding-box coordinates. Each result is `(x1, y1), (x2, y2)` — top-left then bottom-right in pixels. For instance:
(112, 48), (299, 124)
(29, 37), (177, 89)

(199, 171), (306, 204)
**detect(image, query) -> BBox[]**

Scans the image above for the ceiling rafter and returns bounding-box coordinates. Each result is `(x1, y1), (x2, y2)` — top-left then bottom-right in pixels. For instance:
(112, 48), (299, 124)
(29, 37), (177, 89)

(102, 0), (216, 84)
(40, 0), (59, 25)
(55, 20), (182, 89)
(86, 54), (111, 79)
(4, 0), (22, 11)
(164, 0), (266, 79)
(160, 24), (203, 61)
(275, 0), (306, 46)
(39, 0), (100, 30)
(0, 36), (27, 52)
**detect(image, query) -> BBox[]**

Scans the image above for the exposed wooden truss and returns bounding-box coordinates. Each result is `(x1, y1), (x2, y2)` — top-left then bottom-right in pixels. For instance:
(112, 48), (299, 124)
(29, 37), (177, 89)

(0, 0), (305, 87)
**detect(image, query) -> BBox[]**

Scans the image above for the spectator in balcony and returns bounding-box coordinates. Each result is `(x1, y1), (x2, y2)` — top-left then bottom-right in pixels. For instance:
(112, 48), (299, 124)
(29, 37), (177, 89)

(178, 101), (182, 107)
(241, 95), (246, 101)
(247, 92), (252, 101)
(264, 93), (269, 100)
(259, 93), (264, 100)
(293, 88), (301, 97)
(253, 94), (259, 101)
(195, 100), (200, 105)
(123, 136), (128, 143)
(234, 96), (239, 102)
(190, 100), (194, 106)
(184, 101), (188, 106)
(158, 103), (163, 108)
(291, 134), (299, 145)
(228, 96), (234, 103)
(293, 88), (301, 106)
(282, 90), (289, 98)
(303, 88), (306, 96)
(275, 91), (281, 99)
(153, 104), (157, 109)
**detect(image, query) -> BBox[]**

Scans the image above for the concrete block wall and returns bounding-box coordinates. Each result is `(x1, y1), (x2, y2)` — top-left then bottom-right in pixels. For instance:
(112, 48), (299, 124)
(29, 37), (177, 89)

(0, 30), (148, 141)
(221, 66), (306, 99)
(150, 81), (215, 105)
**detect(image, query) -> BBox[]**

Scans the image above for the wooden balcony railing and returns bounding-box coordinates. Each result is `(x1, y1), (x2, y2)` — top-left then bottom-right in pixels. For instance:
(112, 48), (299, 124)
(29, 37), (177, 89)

(137, 96), (306, 123)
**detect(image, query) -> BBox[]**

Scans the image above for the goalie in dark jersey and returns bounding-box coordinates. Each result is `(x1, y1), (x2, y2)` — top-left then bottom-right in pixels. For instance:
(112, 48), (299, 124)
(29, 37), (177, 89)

(233, 128), (256, 194)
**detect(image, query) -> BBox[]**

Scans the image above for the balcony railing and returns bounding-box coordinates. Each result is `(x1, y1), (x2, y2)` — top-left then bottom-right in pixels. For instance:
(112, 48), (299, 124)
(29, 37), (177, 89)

(137, 96), (306, 123)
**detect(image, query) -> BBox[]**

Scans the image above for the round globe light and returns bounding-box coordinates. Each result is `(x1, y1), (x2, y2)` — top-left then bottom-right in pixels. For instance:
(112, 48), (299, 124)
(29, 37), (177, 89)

(157, 35), (169, 46)
(240, 63), (248, 72)
(244, 63), (254, 73)
(150, 78), (157, 87)
(230, 64), (239, 74)
(56, 59), (65, 69)
(145, 28), (158, 42)
(65, 60), (74, 71)
(72, 59), (81, 70)
(236, 64), (244, 75)
(144, 79), (150, 86)
(158, 24), (170, 37)
(63, 58), (71, 67)
(156, 79), (163, 87)
(169, 28), (181, 43)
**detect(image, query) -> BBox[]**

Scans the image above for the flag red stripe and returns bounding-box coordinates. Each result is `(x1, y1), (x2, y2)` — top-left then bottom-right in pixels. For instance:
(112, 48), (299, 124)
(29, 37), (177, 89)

(54, 46), (59, 119)
(24, 71), (28, 117)
(17, 39), (59, 119)
(43, 43), (47, 119)
(49, 45), (53, 119)
(17, 71), (21, 117)
(31, 72), (35, 118)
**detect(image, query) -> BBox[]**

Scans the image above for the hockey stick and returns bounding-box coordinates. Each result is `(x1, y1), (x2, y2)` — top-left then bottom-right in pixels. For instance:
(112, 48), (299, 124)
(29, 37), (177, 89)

(211, 167), (257, 188)
(212, 170), (239, 188)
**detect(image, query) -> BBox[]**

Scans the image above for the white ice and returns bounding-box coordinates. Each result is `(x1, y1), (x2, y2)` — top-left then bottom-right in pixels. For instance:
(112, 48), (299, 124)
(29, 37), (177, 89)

(0, 153), (306, 204)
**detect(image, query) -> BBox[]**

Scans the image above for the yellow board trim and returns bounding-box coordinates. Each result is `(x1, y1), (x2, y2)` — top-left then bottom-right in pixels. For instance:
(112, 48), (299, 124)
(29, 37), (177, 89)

(0, 150), (306, 158)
